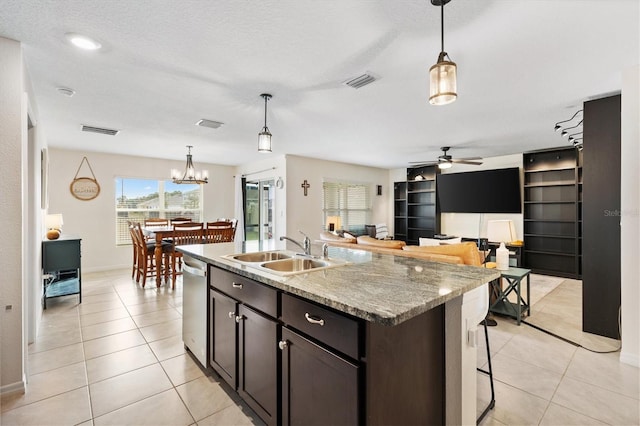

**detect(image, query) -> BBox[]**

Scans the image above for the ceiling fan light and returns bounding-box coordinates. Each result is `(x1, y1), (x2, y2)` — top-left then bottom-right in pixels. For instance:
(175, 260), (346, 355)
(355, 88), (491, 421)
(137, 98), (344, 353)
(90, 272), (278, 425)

(429, 55), (457, 106)
(438, 161), (453, 169)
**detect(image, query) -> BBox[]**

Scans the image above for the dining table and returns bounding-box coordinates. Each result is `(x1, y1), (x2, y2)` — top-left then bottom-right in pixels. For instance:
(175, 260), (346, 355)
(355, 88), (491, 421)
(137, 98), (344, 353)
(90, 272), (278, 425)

(143, 225), (234, 283)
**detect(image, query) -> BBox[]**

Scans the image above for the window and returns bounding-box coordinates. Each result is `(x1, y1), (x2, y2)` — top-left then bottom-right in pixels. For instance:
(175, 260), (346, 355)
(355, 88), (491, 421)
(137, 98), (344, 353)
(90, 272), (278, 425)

(322, 181), (371, 233)
(115, 178), (203, 245)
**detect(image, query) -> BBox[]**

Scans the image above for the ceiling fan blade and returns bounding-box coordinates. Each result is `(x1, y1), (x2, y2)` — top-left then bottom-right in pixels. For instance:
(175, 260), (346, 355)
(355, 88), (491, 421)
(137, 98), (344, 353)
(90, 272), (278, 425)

(408, 160), (438, 166)
(456, 156), (483, 161)
(452, 159), (483, 165)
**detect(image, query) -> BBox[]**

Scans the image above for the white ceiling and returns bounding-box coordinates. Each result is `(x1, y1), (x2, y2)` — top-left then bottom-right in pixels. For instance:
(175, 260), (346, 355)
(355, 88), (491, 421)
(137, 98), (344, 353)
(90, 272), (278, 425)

(1, 0), (638, 169)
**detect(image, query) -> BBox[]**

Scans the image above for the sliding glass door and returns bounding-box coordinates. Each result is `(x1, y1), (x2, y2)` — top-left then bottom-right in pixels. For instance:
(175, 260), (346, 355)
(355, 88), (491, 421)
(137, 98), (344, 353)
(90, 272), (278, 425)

(244, 179), (275, 245)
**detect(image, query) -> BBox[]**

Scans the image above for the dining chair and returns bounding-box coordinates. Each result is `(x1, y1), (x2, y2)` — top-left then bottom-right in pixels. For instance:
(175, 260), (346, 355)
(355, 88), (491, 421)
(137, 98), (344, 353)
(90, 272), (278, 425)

(169, 222), (205, 287)
(206, 221), (235, 243)
(144, 218), (169, 227)
(132, 223), (172, 287)
(128, 221), (139, 279)
(170, 217), (193, 225)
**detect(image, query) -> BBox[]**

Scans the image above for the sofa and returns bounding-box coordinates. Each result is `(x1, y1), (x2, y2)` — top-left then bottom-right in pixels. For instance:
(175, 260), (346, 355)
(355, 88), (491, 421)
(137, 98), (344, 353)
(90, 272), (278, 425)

(318, 232), (483, 266)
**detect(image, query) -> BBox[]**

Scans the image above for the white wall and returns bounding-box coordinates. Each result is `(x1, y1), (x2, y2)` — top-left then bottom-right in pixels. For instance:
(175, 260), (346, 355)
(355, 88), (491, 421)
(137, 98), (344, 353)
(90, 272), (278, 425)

(620, 64), (639, 367)
(47, 148), (235, 272)
(285, 155), (389, 252)
(440, 154), (524, 241)
(0, 36), (26, 394)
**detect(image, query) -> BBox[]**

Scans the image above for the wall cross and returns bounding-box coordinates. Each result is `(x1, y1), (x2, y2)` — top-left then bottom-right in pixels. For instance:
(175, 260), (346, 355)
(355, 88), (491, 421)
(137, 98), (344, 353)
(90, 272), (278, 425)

(301, 179), (310, 196)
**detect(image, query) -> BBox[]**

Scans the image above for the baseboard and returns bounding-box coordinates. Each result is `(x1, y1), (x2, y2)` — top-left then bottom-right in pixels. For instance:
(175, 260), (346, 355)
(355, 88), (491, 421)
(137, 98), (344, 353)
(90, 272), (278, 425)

(619, 351), (639, 367)
(0, 377), (25, 396)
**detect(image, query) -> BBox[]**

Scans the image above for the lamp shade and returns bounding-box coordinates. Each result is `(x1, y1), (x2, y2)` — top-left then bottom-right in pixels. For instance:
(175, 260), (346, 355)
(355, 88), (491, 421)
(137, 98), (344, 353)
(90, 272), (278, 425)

(326, 216), (342, 232)
(486, 220), (516, 243)
(45, 213), (64, 230)
(429, 56), (457, 105)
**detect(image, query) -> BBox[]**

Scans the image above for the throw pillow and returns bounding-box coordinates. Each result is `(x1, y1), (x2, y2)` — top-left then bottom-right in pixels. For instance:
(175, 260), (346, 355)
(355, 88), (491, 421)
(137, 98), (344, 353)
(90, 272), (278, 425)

(440, 237), (462, 245)
(375, 223), (389, 239)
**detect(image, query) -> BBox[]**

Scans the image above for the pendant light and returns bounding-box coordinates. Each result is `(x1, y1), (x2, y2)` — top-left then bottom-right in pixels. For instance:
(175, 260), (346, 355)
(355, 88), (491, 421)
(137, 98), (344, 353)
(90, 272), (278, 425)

(171, 145), (208, 184)
(258, 93), (273, 153)
(429, 0), (457, 106)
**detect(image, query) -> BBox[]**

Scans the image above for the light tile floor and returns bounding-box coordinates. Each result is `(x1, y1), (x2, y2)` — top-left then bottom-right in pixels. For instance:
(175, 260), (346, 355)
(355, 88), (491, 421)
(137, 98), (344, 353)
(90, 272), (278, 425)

(1, 270), (638, 425)
(477, 274), (639, 425)
(0, 269), (263, 426)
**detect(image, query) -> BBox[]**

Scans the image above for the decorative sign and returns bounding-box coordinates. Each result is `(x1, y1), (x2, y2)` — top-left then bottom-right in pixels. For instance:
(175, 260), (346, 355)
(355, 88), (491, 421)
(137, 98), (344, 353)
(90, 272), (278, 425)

(301, 179), (310, 196)
(70, 156), (100, 201)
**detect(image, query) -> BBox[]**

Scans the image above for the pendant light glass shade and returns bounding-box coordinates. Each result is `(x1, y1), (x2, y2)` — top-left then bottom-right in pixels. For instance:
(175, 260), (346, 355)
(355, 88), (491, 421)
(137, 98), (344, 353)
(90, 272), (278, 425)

(429, 52), (457, 105)
(258, 94), (273, 153)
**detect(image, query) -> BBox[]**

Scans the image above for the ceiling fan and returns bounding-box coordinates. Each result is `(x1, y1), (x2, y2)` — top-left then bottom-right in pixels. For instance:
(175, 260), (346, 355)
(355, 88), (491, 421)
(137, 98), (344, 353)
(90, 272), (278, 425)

(409, 146), (483, 169)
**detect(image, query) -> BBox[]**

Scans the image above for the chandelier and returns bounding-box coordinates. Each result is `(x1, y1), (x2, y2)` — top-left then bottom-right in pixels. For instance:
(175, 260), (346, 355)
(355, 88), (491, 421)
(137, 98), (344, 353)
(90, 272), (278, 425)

(171, 145), (208, 184)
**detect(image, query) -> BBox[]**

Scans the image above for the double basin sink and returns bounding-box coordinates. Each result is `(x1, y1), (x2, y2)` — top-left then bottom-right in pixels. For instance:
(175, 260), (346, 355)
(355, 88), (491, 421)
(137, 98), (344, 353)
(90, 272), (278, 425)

(222, 250), (349, 276)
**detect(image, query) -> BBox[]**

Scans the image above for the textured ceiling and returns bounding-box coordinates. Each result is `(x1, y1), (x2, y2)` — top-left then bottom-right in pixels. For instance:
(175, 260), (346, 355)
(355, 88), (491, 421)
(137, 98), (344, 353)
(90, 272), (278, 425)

(1, 0), (638, 169)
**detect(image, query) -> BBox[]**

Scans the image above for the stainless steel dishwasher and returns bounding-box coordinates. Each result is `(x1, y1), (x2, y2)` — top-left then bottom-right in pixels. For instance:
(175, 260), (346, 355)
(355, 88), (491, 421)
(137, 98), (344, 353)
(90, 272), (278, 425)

(182, 255), (207, 368)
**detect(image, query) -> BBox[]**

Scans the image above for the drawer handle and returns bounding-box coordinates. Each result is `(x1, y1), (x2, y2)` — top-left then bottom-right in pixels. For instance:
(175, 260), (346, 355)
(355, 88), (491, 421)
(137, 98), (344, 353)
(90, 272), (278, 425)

(232, 282), (243, 289)
(305, 312), (325, 326)
(228, 311), (235, 319)
(235, 314), (245, 323)
(278, 340), (289, 350)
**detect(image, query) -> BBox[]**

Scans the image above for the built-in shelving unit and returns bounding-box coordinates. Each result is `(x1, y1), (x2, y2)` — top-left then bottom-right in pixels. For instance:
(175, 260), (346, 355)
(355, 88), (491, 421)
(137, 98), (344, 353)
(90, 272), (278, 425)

(523, 147), (581, 278)
(394, 181), (408, 242)
(394, 166), (440, 245)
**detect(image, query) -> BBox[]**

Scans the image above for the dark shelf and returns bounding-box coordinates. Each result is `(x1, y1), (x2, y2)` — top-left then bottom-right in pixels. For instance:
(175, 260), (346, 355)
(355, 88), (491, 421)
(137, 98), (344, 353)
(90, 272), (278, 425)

(523, 148), (581, 278)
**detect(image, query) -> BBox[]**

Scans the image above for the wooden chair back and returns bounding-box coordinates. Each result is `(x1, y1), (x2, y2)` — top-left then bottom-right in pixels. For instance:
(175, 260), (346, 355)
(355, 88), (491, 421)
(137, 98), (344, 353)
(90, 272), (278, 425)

(205, 221), (235, 243)
(172, 222), (205, 246)
(170, 217), (193, 225)
(144, 218), (169, 227)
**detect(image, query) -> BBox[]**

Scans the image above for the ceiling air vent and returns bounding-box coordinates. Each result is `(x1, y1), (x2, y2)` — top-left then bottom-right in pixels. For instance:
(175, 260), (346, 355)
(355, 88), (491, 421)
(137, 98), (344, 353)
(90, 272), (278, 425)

(343, 73), (378, 89)
(81, 125), (120, 136)
(196, 119), (224, 129)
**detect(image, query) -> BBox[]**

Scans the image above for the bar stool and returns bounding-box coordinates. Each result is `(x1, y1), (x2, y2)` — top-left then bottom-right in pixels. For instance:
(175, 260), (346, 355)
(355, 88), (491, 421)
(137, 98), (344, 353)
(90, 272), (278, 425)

(477, 317), (495, 424)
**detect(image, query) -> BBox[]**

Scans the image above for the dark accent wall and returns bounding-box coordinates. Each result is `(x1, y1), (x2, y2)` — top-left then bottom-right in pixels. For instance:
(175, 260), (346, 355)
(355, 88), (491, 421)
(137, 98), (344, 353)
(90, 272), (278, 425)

(582, 94), (621, 339)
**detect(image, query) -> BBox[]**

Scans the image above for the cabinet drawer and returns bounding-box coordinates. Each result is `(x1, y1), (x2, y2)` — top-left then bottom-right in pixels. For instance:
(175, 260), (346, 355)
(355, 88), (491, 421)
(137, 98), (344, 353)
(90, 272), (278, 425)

(281, 293), (359, 359)
(209, 267), (277, 318)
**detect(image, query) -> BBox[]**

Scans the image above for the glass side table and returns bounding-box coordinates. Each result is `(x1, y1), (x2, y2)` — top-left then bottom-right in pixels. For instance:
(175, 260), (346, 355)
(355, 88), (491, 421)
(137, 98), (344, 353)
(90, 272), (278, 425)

(489, 267), (531, 325)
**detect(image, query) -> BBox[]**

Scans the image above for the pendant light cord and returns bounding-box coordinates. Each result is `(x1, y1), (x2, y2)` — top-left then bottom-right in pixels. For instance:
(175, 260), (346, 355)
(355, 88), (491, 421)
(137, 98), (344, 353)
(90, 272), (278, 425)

(264, 95), (268, 128)
(440, 1), (445, 53)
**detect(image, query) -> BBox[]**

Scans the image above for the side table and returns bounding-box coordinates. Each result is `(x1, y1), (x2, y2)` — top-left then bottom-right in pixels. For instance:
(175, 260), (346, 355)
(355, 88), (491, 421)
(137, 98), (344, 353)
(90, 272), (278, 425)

(489, 267), (531, 325)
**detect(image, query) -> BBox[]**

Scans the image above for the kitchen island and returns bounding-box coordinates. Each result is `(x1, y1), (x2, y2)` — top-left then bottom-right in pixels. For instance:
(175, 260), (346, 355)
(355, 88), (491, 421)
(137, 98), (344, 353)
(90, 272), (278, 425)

(178, 242), (500, 425)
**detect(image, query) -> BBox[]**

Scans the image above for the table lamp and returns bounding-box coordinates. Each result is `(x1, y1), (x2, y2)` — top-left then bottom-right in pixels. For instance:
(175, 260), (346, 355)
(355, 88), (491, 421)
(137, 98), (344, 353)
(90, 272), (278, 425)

(45, 213), (64, 240)
(325, 216), (342, 233)
(486, 220), (516, 270)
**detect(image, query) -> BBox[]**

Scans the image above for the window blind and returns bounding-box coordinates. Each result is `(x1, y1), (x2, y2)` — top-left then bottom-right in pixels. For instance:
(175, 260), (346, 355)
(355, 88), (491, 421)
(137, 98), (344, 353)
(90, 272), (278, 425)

(322, 181), (371, 232)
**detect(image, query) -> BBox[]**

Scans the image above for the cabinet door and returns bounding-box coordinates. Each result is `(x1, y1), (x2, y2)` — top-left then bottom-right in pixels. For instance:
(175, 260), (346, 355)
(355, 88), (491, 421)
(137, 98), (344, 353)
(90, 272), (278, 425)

(238, 305), (278, 425)
(209, 289), (238, 389)
(280, 327), (359, 426)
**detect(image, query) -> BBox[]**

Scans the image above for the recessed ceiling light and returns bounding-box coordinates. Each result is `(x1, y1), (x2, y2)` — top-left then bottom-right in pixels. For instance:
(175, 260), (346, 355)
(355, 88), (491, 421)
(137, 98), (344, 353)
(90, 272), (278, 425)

(56, 87), (76, 97)
(65, 33), (102, 50)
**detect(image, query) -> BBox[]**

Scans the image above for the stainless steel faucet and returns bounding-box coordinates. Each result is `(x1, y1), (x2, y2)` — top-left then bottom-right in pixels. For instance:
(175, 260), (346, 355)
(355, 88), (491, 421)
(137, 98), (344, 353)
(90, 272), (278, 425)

(280, 230), (311, 255)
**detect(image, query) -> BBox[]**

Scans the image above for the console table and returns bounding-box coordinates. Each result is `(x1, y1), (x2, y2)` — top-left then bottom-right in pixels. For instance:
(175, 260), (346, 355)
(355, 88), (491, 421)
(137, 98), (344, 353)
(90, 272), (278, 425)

(489, 267), (531, 325)
(42, 235), (82, 309)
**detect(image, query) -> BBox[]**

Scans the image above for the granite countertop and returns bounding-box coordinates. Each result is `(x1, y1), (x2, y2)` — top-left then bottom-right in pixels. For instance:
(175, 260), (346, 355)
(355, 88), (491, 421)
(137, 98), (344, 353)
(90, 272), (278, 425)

(178, 242), (500, 326)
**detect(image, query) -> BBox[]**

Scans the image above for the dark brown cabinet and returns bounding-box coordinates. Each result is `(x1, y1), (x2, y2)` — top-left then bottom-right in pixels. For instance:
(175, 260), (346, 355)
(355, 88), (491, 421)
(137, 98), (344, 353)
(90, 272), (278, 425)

(209, 289), (237, 388)
(280, 327), (359, 426)
(209, 268), (279, 425)
(238, 304), (278, 424)
(42, 235), (82, 309)
(208, 266), (446, 425)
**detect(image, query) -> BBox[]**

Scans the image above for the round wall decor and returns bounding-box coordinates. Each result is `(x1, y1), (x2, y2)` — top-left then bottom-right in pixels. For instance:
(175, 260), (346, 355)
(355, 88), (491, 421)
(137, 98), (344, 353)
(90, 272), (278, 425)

(70, 156), (101, 201)
(70, 177), (100, 200)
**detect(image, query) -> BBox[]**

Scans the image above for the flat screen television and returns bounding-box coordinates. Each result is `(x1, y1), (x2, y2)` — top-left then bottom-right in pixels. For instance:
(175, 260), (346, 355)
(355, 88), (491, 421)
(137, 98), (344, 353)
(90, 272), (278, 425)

(436, 167), (521, 213)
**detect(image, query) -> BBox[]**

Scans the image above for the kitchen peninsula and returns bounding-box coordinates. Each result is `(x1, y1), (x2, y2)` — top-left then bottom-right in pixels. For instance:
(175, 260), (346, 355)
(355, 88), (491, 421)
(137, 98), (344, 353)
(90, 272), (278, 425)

(178, 242), (500, 425)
